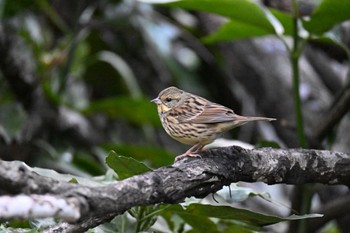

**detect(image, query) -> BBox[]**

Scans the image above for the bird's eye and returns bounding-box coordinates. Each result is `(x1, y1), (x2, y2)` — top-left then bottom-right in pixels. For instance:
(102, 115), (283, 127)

(165, 97), (172, 102)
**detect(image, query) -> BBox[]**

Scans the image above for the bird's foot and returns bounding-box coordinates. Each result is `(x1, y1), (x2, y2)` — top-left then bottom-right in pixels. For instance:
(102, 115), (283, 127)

(175, 152), (202, 161)
(175, 144), (205, 161)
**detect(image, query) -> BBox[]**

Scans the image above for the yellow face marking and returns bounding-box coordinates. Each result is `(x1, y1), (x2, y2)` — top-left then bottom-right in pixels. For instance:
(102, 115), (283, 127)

(158, 104), (171, 114)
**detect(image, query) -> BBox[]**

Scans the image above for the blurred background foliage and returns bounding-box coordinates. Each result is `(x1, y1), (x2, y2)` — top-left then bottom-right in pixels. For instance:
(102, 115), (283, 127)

(0, 0), (350, 232)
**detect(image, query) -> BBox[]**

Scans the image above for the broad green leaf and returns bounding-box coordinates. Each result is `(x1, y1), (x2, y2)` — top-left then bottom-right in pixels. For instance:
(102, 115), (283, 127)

(103, 144), (174, 167)
(106, 151), (152, 180)
(90, 214), (131, 233)
(270, 9), (293, 36)
(220, 219), (261, 232)
(307, 35), (350, 60)
(5, 219), (31, 229)
(128, 205), (170, 231)
(0, 225), (39, 233)
(178, 213), (219, 233)
(175, 204), (322, 226)
(160, 204), (182, 231)
(304, 0), (350, 34)
(156, 0), (275, 34)
(203, 20), (271, 43)
(162, 204), (220, 233)
(308, 35), (345, 47)
(139, 204), (171, 222)
(69, 178), (79, 184)
(82, 97), (161, 126)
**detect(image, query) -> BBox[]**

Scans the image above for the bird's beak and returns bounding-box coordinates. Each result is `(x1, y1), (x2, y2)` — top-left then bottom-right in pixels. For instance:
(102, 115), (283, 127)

(151, 97), (161, 105)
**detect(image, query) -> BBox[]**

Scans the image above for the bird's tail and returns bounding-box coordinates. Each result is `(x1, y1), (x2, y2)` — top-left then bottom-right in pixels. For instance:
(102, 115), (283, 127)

(225, 115), (275, 131)
(234, 115), (276, 123)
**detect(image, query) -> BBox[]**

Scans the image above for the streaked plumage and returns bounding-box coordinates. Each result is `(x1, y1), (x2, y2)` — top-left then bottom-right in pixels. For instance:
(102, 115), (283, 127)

(151, 86), (275, 160)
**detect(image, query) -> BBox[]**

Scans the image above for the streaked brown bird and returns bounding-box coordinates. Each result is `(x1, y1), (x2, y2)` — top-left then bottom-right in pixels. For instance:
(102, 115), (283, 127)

(151, 87), (275, 161)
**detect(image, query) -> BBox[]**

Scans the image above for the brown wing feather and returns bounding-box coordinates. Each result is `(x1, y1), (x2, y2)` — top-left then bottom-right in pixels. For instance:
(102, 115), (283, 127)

(177, 98), (236, 123)
(187, 102), (236, 123)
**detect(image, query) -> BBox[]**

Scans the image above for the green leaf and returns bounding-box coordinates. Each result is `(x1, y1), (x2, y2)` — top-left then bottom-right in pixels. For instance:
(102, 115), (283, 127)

(162, 204), (219, 233)
(106, 151), (152, 180)
(5, 220), (31, 229)
(307, 35), (344, 47)
(304, 0), (350, 34)
(175, 204), (322, 226)
(160, 0), (275, 34)
(68, 178), (79, 184)
(102, 144), (174, 167)
(0, 225), (39, 233)
(306, 35), (350, 60)
(270, 9), (293, 36)
(178, 213), (219, 233)
(82, 97), (161, 126)
(203, 20), (271, 43)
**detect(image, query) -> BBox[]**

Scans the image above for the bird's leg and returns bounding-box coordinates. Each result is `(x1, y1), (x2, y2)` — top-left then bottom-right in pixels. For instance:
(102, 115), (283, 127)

(175, 144), (205, 161)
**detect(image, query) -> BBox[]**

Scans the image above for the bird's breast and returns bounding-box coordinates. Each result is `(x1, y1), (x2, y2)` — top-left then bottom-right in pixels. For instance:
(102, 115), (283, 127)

(162, 116), (218, 146)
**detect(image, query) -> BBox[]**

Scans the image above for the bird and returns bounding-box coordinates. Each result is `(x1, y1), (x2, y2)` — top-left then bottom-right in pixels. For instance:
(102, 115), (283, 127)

(151, 86), (275, 161)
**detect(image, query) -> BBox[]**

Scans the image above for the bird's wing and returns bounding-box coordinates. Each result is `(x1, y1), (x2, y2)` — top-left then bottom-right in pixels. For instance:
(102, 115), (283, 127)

(177, 100), (236, 123)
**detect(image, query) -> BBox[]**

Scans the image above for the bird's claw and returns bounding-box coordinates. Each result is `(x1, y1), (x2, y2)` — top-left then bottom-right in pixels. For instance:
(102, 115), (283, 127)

(175, 153), (202, 161)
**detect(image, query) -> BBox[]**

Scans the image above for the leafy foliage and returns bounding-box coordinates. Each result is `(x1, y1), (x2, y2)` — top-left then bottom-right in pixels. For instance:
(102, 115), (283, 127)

(303, 0), (350, 34)
(106, 151), (152, 180)
(103, 143), (174, 166)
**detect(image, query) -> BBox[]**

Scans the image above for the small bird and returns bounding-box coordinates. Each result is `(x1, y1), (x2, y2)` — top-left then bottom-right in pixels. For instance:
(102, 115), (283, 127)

(151, 87), (275, 161)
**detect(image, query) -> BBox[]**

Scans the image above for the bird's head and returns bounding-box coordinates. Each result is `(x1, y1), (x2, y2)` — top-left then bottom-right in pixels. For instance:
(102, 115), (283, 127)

(151, 86), (185, 113)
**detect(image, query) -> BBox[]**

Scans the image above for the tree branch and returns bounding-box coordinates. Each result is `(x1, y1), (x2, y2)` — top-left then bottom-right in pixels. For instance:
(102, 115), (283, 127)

(0, 195), (81, 222)
(1, 146), (349, 232)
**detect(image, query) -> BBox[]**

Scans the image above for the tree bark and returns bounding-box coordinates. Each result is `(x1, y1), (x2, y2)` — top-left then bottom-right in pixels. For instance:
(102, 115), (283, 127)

(0, 146), (349, 232)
